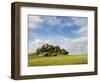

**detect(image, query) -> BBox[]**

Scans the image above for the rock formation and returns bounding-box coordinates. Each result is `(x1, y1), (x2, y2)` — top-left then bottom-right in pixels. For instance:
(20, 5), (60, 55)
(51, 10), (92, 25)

(35, 43), (69, 56)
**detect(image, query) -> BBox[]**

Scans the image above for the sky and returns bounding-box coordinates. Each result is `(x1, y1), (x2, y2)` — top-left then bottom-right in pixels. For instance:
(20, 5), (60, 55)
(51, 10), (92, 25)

(28, 15), (88, 55)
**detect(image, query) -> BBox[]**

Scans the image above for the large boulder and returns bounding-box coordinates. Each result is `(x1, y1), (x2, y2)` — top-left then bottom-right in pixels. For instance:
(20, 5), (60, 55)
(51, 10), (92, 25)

(61, 49), (69, 55)
(35, 43), (69, 56)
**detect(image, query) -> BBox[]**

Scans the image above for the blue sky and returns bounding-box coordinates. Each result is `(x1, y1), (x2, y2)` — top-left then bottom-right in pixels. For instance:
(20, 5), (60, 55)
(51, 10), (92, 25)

(28, 15), (88, 54)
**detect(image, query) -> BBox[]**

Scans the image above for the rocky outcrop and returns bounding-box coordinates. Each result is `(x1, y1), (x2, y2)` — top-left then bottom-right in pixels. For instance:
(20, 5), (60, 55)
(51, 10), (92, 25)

(35, 43), (69, 56)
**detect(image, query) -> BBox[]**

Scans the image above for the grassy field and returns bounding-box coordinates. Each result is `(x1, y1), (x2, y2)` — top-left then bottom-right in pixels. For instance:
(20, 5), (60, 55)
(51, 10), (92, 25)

(28, 55), (88, 66)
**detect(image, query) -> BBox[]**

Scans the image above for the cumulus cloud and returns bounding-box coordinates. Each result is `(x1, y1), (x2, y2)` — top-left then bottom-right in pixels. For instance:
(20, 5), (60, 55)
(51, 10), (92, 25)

(29, 36), (87, 54)
(73, 26), (88, 37)
(71, 17), (88, 27)
(28, 16), (44, 29)
(28, 16), (61, 29)
(29, 38), (52, 53)
(44, 16), (61, 26)
(28, 16), (88, 54)
(78, 26), (88, 33)
(28, 16), (88, 29)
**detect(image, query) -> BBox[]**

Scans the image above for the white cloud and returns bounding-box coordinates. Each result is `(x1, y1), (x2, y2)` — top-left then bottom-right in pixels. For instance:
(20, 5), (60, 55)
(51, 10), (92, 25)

(60, 36), (88, 54)
(72, 17), (88, 27)
(78, 26), (88, 33)
(73, 26), (88, 37)
(72, 36), (87, 43)
(29, 36), (88, 55)
(45, 16), (61, 26)
(29, 39), (53, 53)
(29, 16), (88, 30)
(59, 17), (88, 28)
(63, 22), (73, 27)
(28, 16), (88, 54)
(72, 36), (87, 54)
(28, 16), (44, 29)
(28, 16), (61, 29)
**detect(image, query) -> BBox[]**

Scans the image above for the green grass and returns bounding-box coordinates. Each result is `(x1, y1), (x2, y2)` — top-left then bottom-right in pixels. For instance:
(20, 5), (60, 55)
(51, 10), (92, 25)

(28, 55), (88, 66)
